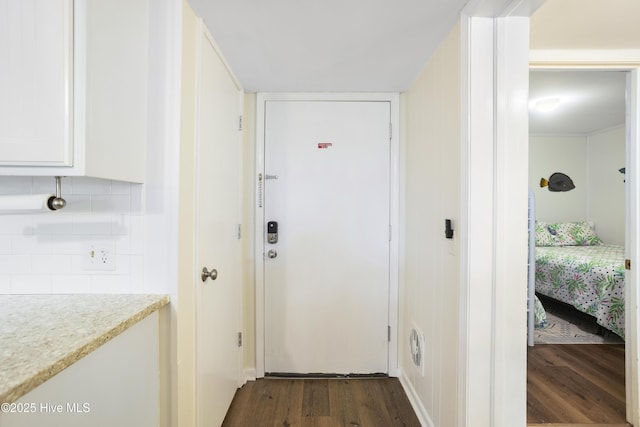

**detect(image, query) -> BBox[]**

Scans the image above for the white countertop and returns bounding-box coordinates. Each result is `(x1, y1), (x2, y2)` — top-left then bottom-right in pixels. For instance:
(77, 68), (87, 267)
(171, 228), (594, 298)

(0, 294), (169, 403)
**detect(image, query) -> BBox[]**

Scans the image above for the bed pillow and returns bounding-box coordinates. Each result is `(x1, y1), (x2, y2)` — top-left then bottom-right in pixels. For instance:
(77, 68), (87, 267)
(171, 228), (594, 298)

(535, 221), (556, 246)
(546, 221), (603, 246)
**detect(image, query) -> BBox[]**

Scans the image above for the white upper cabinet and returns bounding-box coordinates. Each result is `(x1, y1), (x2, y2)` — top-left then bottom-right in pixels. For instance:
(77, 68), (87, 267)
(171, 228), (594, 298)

(0, 0), (72, 166)
(0, 0), (148, 183)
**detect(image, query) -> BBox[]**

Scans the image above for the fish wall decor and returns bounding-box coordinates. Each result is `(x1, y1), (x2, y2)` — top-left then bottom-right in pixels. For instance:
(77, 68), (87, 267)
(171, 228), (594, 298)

(540, 172), (575, 192)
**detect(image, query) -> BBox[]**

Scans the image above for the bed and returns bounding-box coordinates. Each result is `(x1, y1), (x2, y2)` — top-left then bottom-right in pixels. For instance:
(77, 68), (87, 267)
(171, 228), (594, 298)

(534, 221), (626, 339)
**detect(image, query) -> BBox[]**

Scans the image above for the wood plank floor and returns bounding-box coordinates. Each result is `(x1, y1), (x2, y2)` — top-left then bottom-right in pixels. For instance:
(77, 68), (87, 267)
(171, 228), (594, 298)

(527, 344), (629, 426)
(222, 377), (421, 427)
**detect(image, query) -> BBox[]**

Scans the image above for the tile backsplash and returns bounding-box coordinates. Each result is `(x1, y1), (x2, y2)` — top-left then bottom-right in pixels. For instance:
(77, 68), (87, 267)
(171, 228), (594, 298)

(0, 177), (144, 294)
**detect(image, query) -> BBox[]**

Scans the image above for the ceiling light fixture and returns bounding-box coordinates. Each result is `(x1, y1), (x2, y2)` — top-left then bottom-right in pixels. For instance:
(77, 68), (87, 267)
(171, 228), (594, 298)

(532, 97), (561, 113)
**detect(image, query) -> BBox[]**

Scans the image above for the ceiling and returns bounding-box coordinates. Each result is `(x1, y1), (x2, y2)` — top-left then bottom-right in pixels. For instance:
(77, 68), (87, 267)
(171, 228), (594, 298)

(529, 70), (627, 135)
(187, 0), (469, 92)
(184, 1), (630, 132)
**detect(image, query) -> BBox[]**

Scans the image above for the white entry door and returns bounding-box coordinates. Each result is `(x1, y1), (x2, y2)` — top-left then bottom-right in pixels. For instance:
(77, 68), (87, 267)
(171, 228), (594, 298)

(194, 26), (243, 426)
(263, 100), (391, 375)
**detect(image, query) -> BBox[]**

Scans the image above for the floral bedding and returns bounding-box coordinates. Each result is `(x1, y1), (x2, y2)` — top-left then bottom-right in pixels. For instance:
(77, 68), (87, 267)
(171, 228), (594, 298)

(535, 244), (626, 338)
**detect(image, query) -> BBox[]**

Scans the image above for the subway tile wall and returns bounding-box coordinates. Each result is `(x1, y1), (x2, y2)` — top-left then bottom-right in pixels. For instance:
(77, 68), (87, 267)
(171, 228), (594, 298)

(0, 177), (144, 294)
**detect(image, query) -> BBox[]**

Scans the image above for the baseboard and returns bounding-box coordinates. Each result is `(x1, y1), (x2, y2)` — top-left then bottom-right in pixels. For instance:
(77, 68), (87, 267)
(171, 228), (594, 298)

(399, 368), (434, 427)
(243, 367), (257, 383)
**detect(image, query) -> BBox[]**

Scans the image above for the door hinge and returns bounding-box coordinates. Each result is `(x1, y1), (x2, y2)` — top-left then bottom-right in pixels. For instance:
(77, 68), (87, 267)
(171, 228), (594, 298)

(237, 332), (242, 347)
(388, 326), (391, 342)
(389, 225), (392, 241)
(239, 115), (243, 131)
(389, 123), (392, 141)
(626, 259), (631, 270)
(237, 224), (242, 240)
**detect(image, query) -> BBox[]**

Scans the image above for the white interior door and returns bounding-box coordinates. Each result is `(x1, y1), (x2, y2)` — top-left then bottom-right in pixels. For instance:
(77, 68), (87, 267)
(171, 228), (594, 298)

(263, 100), (391, 375)
(194, 26), (242, 426)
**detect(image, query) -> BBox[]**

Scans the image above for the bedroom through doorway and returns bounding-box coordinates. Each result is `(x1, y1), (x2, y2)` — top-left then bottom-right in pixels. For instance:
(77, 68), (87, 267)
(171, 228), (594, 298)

(527, 68), (629, 424)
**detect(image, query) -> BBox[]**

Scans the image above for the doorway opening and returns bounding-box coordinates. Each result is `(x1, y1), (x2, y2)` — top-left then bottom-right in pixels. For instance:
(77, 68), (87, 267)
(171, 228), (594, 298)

(527, 68), (631, 425)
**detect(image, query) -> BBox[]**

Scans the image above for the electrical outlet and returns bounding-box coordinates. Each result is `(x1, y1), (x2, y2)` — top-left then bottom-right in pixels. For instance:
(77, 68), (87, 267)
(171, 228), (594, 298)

(84, 241), (116, 271)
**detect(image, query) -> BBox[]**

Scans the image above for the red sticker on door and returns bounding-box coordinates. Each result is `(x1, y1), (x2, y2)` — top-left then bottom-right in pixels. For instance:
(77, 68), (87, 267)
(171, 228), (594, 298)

(317, 142), (333, 149)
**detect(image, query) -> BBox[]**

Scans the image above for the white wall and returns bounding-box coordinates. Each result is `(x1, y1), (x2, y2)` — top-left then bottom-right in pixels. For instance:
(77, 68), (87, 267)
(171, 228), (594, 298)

(588, 126), (626, 244)
(401, 22), (460, 427)
(529, 135), (587, 222)
(0, 177), (144, 294)
(530, 0), (640, 50)
(147, 1), (185, 426)
(529, 127), (625, 245)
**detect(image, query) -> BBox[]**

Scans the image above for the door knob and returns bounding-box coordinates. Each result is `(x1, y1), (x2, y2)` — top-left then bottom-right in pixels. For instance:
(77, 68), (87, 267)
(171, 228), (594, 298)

(267, 250), (278, 259)
(201, 267), (218, 282)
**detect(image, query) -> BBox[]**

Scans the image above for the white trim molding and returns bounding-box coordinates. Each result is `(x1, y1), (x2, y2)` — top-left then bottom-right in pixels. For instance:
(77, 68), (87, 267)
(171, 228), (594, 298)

(243, 368), (257, 383)
(459, 1), (540, 426)
(530, 49), (640, 67)
(399, 369), (435, 427)
(626, 68), (640, 427)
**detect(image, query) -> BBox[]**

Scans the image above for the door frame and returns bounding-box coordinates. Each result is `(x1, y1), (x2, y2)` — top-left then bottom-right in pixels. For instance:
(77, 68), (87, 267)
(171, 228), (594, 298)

(254, 92), (400, 378)
(460, 1), (540, 424)
(461, 1), (640, 423)
(529, 51), (640, 426)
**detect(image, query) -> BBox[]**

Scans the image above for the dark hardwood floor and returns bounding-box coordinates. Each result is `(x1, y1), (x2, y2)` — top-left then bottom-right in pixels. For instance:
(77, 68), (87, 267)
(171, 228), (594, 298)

(527, 344), (629, 426)
(223, 345), (627, 426)
(222, 377), (421, 427)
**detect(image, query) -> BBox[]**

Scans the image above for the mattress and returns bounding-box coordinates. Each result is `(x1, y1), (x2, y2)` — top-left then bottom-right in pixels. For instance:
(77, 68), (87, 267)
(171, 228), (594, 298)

(535, 244), (625, 338)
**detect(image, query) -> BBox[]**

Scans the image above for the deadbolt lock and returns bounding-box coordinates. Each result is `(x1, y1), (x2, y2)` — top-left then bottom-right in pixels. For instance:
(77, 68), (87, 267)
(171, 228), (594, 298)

(267, 221), (278, 244)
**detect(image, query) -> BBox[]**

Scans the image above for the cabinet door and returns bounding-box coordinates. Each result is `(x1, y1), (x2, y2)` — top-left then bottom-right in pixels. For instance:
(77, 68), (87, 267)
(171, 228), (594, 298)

(0, 0), (73, 166)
